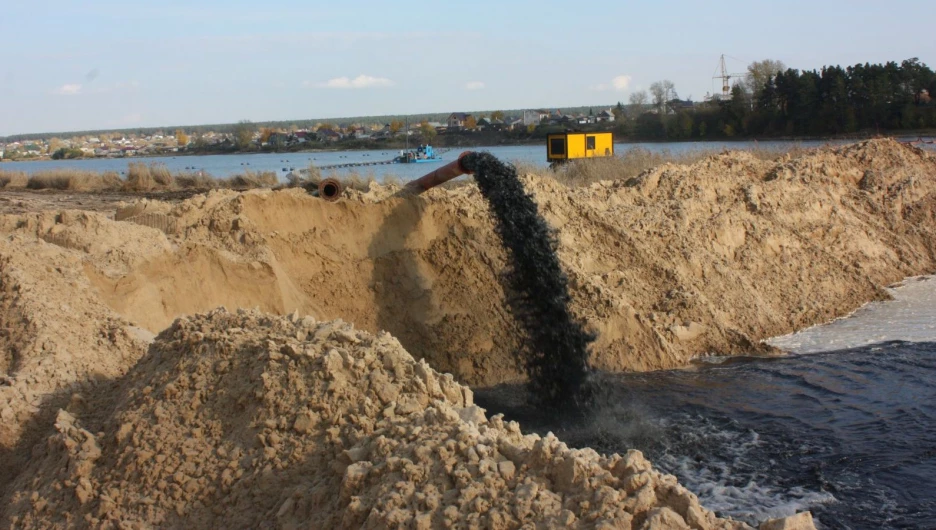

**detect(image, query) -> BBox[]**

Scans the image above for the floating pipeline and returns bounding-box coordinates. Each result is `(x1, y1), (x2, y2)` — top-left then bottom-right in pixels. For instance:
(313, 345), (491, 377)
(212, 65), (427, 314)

(453, 152), (595, 410)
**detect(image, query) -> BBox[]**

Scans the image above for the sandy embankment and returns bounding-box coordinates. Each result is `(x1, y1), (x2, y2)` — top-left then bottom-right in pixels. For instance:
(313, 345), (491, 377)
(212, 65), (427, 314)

(0, 139), (933, 528)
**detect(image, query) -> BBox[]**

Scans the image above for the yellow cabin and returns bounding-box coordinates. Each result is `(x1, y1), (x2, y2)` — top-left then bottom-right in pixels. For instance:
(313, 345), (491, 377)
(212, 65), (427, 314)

(546, 132), (614, 164)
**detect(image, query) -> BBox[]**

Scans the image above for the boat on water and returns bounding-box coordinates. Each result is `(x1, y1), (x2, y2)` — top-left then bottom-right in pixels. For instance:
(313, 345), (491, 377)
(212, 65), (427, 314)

(394, 144), (442, 163)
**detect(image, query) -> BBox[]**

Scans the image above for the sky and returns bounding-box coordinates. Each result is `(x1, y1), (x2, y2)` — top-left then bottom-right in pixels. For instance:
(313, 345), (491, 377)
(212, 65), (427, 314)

(1, 0), (932, 137)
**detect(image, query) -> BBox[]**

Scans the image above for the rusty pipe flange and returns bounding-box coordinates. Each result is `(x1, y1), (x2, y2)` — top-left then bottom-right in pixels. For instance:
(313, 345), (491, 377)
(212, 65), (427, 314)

(318, 178), (343, 201)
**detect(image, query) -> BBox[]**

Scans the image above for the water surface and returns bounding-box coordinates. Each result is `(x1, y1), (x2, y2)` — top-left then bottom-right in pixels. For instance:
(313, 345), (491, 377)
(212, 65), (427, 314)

(1, 139), (872, 180)
(476, 277), (936, 529)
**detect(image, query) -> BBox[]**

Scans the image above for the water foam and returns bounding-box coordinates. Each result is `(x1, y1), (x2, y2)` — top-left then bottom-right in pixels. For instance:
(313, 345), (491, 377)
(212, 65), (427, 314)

(768, 276), (936, 354)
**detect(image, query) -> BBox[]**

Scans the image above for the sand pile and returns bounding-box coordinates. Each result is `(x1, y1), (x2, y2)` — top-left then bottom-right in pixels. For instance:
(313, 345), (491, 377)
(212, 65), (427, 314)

(0, 233), (150, 476)
(0, 142), (906, 528)
(4, 139), (933, 388)
(1, 308), (756, 529)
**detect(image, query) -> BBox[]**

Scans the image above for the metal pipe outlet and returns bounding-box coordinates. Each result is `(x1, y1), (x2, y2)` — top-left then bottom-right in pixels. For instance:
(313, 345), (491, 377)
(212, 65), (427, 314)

(405, 151), (474, 193)
(318, 178), (343, 201)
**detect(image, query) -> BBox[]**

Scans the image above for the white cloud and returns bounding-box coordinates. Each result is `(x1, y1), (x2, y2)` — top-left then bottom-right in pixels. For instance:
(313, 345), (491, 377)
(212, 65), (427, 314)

(611, 75), (632, 90)
(52, 83), (82, 95)
(305, 75), (394, 89)
(465, 81), (485, 90)
(590, 74), (632, 92)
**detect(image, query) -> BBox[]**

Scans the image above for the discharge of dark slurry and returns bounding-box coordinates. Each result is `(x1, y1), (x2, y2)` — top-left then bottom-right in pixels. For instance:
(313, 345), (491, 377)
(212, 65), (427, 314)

(459, 152), (594, 408)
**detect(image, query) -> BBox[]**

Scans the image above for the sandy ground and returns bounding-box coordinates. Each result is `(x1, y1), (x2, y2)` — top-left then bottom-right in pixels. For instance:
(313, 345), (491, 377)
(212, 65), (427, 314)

(2, 138), (933, 528)
(0, 189), (203, 216)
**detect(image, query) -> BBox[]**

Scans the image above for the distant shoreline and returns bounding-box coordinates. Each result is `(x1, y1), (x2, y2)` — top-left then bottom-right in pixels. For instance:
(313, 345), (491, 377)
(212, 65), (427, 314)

(3, 130), (934, 164)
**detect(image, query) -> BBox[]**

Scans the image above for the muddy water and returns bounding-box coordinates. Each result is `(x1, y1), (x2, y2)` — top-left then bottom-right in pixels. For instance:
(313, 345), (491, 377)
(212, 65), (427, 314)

(477, 278), (936, 529)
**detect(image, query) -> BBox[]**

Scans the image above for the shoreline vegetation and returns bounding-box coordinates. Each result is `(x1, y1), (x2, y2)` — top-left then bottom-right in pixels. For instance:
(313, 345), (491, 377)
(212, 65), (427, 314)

(0, 144), (815, 194)
(1, 129), (934, 165)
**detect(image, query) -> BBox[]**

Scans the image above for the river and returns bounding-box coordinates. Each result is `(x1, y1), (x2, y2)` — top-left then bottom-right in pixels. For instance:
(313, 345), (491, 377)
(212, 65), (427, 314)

(476, 277), (936, 529)
(0, 139), (888, 181)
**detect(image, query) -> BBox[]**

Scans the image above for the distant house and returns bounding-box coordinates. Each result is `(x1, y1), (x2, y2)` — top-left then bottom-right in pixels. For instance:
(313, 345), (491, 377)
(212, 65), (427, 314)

(547, 112), (575, 126)
(268, 132), (290, 146)
(319, 129), (342, 142)
(349, 128), (371, 139)
(489, 119), (509, 131)
(522, 109), (550, 126)
(505, 117), (524, 130)
(447, 112), (472, 129)
(596, 109), (615, 122)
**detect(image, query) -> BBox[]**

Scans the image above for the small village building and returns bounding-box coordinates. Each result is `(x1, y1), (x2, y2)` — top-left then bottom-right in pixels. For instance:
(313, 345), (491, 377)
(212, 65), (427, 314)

(447, 112), (472, 130)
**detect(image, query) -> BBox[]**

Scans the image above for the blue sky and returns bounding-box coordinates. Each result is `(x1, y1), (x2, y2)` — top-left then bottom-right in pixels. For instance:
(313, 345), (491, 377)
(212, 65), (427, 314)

(1, 0), (932, 136)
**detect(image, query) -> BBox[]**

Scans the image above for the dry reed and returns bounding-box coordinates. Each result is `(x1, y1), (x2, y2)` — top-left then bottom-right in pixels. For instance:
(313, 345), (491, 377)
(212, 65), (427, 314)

(25, 169), (121, 191)
(223, 171), (278, 188)
(124, 162), (175, 191)
(0, 170), (28, 189)
(174, 172), (218, 189)
(4, 165), (281, 193)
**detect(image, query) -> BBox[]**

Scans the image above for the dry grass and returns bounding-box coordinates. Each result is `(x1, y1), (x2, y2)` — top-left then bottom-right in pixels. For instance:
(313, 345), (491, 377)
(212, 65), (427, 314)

(530, 144), (817, 188)
(174, 172), (218, 189)
(124, 162), (175, 191)
(223, 171), (278, 188)
(24, 169), (121, 191)
(340, 173), (377, 192)
(4, 163), (282, 193)
(0, 170), (28, 188)
(543, 148), (710, 187)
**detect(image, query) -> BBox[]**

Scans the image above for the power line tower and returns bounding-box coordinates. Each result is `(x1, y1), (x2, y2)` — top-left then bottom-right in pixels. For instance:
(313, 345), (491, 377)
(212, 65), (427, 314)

(712, 54), (745, 100)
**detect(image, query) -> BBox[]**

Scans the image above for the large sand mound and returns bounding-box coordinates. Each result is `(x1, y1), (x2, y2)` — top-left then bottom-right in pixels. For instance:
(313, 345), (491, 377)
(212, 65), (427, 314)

(0, 139), (932, 528)
(3, 139), (935, 388)
(1, 308), (751, 529)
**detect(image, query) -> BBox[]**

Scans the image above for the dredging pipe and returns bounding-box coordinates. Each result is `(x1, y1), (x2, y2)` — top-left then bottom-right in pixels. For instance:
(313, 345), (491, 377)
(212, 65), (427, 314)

(318, 178), (343, 201)
(405, 151), (474, 193)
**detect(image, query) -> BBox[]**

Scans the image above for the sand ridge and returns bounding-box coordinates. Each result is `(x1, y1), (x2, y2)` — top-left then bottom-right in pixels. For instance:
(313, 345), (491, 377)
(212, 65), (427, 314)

(0, 138), (933, 528)
(1, 308), (752, 529)
(5, 139), (934, 386)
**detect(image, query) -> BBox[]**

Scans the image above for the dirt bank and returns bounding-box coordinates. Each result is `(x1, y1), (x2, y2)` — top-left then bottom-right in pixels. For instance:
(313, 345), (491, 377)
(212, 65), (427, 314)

(4, 139), (935, 389)
(1, 308), (761, 529)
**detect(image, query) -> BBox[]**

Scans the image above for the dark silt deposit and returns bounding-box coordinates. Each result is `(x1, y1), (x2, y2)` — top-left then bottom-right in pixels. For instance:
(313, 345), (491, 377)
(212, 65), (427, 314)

(459, 152), (594, 409)
(476, 341), (936, 529)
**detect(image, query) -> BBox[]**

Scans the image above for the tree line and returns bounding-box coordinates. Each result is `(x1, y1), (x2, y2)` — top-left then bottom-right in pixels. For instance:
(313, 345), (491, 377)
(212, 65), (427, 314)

(615, 58), (936, 140)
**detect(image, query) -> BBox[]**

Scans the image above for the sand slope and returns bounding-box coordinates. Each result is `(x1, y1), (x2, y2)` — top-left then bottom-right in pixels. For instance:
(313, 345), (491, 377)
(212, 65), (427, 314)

(0, 139), (932, 527)
(1, 309), (753, 529)
(4, 140), (935, 388)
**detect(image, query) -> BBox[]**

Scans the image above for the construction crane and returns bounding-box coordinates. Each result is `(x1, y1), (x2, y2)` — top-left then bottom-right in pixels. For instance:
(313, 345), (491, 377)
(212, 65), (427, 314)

(712, 54), (746, 99)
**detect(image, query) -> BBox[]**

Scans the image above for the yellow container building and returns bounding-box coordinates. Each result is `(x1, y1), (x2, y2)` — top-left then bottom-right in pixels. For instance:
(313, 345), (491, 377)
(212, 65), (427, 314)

(546, 132), (614, 164)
